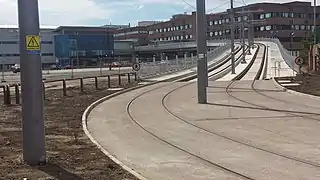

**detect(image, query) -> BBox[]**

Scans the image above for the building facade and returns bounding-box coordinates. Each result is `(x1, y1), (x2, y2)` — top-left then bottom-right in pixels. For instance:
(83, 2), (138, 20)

(53, 26), (114, 67)
(0, 25), (56, 69)
(117, 1), (320, 52)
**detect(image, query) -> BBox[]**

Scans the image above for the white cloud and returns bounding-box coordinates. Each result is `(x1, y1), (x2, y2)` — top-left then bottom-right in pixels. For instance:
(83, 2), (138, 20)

(0, 0), (112, 26)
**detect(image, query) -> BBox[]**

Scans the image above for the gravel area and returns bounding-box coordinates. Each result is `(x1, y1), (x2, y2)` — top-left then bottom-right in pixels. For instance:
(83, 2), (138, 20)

(0, 79), (139, 180)
(277, 74), (320, 96)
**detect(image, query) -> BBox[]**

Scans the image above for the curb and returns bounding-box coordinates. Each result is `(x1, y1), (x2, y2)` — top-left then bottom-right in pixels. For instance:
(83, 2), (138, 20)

(81, 84), (156, 180)
(271, 77), (320, 100)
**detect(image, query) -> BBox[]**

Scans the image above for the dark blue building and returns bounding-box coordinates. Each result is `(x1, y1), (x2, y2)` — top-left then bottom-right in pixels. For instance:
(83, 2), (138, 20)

(53, 26), (115, 67)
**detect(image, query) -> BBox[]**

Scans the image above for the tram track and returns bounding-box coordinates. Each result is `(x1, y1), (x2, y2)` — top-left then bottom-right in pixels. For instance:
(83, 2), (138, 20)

(124, 43), (320, 180)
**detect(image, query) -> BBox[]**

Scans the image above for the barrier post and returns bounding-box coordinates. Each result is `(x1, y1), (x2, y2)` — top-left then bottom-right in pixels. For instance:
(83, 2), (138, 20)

(62, 80), (67, 96)
(127, 73), (131, 83)
(107, 75), (111, 87)
(4, 85), (11, 105)
(118, 74), (121, 86)
(15, 84), (20, 104)
(80, 78), (84, 92)
(95, 77), (98, 90)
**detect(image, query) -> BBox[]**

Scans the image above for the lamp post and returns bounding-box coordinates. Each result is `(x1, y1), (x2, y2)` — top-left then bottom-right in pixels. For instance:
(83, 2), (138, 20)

(230, 0), (236, 74)
(290, 32), (295, 56)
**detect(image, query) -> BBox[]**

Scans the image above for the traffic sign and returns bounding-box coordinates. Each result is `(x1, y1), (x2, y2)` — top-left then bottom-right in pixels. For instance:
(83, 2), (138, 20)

(26, 35), (41, 54)
(132, 63), (141, 71)
(294, 57), (304, 66)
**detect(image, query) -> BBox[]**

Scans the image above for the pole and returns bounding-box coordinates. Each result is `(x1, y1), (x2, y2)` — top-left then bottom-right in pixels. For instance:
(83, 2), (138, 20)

(313, 0), (317, 72)
(241, 6), (246, 63)
(99, 57), (102, 76)
(1, 59), (5, 82)
(18, 0), (46, 165)
(196, 0), (207, 104)
(230, 0), (236, 74)
(75, 33), (79, 68)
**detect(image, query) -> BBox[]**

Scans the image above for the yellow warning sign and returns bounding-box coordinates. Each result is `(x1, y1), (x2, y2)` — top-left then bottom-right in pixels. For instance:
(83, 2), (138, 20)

(26, 35), (41, 51)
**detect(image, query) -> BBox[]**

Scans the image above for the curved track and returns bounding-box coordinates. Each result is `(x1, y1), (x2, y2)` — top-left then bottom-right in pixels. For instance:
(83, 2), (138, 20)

(88, 42), (320, 180)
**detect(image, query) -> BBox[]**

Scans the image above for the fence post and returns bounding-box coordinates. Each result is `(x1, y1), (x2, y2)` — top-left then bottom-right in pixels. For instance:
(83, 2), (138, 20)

(2, 85), (6, 105)
(107, 75), (111, 87)
(118, 74), (121, 86)
(42, 82), (46, 100)
(15, 84), (20, 104)
(80, 78), (84, 92)
(62, 79), (67, 96)
(127, 73), (131, 83)
(4, 85), (11, 105)
(134, 72), (137, 81)
(95, 77), (98, 90)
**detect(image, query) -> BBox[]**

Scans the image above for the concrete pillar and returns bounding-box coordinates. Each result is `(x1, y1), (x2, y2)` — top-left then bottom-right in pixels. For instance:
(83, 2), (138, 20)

(160, 53), (164, 61)
(153, 55), (156, 64)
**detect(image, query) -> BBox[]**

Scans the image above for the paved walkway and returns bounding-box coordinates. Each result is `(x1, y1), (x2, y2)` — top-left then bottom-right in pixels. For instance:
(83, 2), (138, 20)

(87, 79), (320, 180)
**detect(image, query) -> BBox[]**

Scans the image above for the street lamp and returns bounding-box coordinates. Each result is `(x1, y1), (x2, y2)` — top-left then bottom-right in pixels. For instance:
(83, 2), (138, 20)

(290, 32), (295, 56)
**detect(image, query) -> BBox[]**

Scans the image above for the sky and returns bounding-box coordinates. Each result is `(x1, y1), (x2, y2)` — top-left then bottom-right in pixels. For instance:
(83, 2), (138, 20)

(0, 0), (317, 27)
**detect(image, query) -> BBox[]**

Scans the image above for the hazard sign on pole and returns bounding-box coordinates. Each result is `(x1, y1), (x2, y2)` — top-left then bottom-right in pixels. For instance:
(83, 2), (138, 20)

(26, 35), (41, 54)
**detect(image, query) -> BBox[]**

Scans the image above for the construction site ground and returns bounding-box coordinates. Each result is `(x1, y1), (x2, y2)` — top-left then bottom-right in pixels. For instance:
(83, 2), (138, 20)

(0, 79), (138, 180)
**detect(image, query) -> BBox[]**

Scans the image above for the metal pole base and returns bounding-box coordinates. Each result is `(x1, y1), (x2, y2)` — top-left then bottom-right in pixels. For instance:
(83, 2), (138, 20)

(241, 60), (247, 64)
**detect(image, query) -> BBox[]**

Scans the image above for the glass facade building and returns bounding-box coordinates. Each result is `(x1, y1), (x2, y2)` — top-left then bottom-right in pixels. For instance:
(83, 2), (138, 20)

(54, 34), (114, 66)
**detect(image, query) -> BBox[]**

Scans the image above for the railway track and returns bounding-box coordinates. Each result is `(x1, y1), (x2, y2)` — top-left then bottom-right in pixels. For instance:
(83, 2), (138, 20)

(119, 43), (320, 179)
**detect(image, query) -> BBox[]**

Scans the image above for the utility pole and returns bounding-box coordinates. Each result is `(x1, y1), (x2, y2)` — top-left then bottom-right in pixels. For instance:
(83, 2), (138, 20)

(196, 0), (207, 104)
(230, 0), (236, 74)
(241, 6), (246, 63)
(18, 0), (46, 165)
(313, 0), (317, 72)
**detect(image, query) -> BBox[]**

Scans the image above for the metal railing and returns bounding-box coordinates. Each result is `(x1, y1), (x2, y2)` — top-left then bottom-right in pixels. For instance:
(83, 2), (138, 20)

(137, 43), (232, 79)
(255, 38), (298, 72)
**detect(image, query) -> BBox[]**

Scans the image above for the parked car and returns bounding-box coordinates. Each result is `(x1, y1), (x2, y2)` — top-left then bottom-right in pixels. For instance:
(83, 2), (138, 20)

(11, 64), (20, 73)
(49, 65), (61, 70)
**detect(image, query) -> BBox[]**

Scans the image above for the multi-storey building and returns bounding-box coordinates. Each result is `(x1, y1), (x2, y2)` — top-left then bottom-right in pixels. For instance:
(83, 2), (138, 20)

(118, 1), (320, 53)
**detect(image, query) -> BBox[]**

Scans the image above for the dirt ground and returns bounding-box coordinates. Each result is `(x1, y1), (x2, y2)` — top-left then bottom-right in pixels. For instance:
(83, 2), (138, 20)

(0, 78), (139, 180)
(277, 74), (320, 96)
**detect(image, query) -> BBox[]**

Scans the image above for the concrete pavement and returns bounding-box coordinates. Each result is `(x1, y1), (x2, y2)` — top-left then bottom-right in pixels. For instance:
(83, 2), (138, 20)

(86, 79), (320, 180)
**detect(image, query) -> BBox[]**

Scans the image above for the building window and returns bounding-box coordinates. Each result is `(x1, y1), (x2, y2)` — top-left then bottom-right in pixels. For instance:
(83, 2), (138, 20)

(42, 53), (54, 56)
(209, 21), (213, 26)
(214, 20), (218, 25)
(222, 19), (225, 24)
(265, 13), (271, 19)
(180, 25), (184, 29)
(295, 25), (299, 30)
(164, 28), (167, 32)
(260, 26), (265, 31)
(215, 32), (218, 36)
(260, 14), (265, 19)
(181, 35), (184, 39)
(300, 25), (305, 30)
(190, 35), (193, 38)
(185, 25), (188, 29)
(159, 29), (162, 32)
(171, 27), (174, 31)
(266, 25), (272, 31)
(210, 32), (213, 36)
(173, 27), (176, 31)
(219, 31), (222, 35)
(185, 35), (189, 39)
(283, 12), (289, 18)
(189, 24), (192, 28)
(219, 20), (222, 24)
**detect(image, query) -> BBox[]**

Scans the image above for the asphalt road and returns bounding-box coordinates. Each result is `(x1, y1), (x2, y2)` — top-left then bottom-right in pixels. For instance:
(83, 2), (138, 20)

(0, 67), (133, 84)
